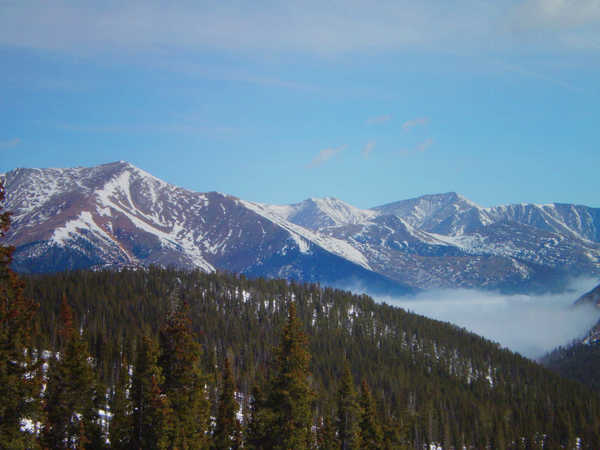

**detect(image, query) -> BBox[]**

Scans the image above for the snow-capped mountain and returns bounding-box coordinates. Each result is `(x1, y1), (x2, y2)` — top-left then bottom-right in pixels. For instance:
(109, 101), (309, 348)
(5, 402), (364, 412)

(374, 192), (486, 235)
(2, 161), (600, 293)
(264, 191), (600, 291)
(0, 162), (409, 294)
(262, 197), (377, 230)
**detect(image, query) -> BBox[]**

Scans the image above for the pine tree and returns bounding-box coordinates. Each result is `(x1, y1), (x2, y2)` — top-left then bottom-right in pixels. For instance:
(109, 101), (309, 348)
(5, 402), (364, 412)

(131, 335), (169, 449)
(149, 373), (176, 450)
(266, 301), (314, 449)
(213, 356), (240, 449)
(158, 300), (210, 449)
(336, 362), (360, 450)
(358, 379), (383, 449)
(42, 296), (103, 449)
(316, 415), (338, 450)
(0, 180), (42, 448)
(109, 355), (133, 449)
(244, 374), (275, 449)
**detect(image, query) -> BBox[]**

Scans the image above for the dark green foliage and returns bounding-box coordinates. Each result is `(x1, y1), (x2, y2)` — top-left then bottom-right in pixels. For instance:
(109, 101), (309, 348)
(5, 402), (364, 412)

(244, 375), (275, 449)
(543, 341), (600, 392)
(247, 302), (314, 449)
(316, 415), (337, 450)
(0, 180), (41, 448)
(213, 356), (240, 449)
(158, 300), (210, 449)
(267, 302), (314, 449)
(42, 297), (104, 449)
(336, 362), (360, 449)
(24, 268), (600, 448)
(109, 356), (132, 450)
(358, 380), (383, 449)
(131, 335), (166, 449)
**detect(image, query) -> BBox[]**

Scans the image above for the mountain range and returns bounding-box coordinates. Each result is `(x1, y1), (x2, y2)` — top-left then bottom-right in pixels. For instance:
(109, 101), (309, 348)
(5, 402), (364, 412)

(2, 161), (600, 294)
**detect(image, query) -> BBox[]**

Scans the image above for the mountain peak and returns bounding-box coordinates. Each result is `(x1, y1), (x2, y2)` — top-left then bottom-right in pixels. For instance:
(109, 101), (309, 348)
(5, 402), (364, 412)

(372, 192), (482, 232)
(281, 196), (376, 230)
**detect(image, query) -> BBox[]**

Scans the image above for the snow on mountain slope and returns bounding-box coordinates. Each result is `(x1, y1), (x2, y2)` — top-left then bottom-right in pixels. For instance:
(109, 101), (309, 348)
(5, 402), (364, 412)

(485, 203), (600, 243)
(2, 162), (413, 292)
(240, 200), (372, 270)
(3, 161), (600, 292)
(263, 197), (377, 231)
(3, 161), (217, 271)
(373, 192), (486, 234)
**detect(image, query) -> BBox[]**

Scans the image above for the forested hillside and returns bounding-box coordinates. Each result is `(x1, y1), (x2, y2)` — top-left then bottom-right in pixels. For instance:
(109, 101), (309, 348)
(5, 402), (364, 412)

(21, 268), (600, 448)
(543, 342), (600, 392)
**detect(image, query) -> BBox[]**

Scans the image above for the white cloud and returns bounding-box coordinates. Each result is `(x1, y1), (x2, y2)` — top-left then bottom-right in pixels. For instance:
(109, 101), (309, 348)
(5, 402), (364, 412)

(402, 117), (429, 130)
(307, 145), (346, 168)
(362, 141), (376, 158)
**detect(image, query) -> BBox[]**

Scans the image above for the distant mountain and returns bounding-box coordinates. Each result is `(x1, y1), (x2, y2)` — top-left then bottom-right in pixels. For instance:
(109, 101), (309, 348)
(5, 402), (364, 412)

(0, 162), (409, 295)
(2, 161), (600, 292)
(262, 197), (376, 230)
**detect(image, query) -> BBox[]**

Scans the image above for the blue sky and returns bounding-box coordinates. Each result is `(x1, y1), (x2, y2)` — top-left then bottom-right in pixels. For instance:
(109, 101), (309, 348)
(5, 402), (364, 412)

(1, 0), (599, 208)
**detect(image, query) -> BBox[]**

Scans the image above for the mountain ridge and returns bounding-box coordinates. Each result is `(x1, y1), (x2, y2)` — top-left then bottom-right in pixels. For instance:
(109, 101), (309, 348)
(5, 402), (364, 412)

(2, 161), (600, 293)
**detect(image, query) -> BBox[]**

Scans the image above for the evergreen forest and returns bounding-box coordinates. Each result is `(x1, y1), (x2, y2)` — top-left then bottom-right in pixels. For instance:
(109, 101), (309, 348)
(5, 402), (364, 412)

(3, 181), (600, 449)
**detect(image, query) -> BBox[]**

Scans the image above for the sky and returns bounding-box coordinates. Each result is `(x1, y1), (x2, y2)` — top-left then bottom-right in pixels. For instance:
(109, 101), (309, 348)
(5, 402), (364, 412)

(1, 0), (600, 209)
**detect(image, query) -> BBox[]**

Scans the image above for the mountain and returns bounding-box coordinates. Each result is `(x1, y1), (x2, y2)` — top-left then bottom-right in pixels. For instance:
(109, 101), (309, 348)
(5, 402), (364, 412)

(262, 197), (377, 230)
(0, 162), (410, 295)
(275, 192), (600, 292)
(2, 161), (600, 292)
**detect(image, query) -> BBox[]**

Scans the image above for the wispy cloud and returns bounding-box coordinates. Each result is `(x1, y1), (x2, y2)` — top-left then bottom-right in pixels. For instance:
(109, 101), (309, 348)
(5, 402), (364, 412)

(366, 115), (391, 125)
(512, 0), (600, 31)
(416, 138), (434, 152)
(362, 141), (376, 158)
(497, 61), (583, 92)
(508, 0), (600, 52)
(0, 138), (21, 149)
(402, 117), (429, 131)
(307, 145), (345, 168)
(1, 2), (598, 57)
(399, 137), (433, 156)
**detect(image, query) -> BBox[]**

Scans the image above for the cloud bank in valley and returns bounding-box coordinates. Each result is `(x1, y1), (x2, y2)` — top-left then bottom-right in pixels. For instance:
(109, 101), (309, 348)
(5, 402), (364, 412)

(377, 278), (600, 359)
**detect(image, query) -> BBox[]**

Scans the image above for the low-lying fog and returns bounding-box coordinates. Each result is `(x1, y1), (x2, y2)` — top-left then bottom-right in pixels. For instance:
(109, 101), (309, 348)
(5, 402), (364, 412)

(376, 278), (600, 359)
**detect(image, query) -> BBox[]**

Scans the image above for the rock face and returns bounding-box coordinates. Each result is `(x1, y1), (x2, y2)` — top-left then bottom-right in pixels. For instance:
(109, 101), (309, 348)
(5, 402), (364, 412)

(2, 161), (600, 293)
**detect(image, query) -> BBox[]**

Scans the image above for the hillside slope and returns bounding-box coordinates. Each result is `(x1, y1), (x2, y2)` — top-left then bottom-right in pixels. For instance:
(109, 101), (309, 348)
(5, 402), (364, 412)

(27, 268), (600, 448)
